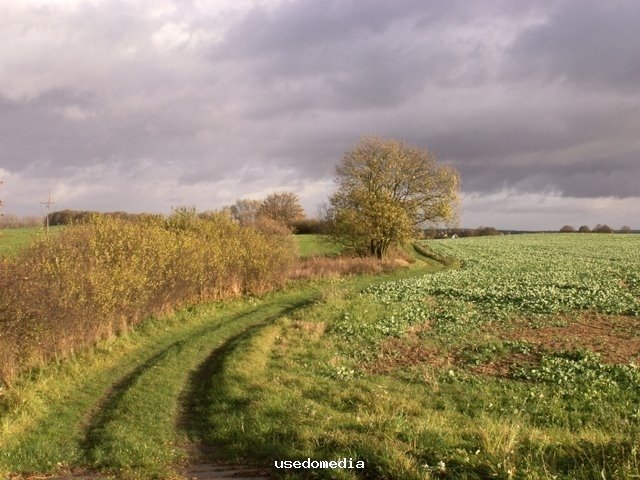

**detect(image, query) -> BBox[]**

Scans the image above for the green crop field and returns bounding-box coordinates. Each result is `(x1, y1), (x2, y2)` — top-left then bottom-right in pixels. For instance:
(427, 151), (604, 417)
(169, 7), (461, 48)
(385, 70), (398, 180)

(208, 233), (640, 479)
(1, 234), (639, 479)
(0, 226), (61, 257)
(296, 233), (344, 258)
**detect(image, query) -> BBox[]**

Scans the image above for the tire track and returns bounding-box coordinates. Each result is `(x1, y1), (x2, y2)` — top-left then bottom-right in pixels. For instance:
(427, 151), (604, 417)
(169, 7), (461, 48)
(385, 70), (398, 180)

(80, 308), (255, 464)
(77, 292), (315, 478)
(177, 305), (314, 479)
(3, 289), (318, 479)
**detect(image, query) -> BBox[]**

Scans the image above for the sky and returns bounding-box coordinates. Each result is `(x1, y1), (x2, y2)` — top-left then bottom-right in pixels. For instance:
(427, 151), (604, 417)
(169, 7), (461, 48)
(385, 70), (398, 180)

(0, 0), (638, 230)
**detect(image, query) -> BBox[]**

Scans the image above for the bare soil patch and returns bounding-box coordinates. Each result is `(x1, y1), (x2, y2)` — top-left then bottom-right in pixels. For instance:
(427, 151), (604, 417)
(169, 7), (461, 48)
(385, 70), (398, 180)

(501, 313), (640, 364)
(466, 352), (542, 378)
(366, 334), (451, 374)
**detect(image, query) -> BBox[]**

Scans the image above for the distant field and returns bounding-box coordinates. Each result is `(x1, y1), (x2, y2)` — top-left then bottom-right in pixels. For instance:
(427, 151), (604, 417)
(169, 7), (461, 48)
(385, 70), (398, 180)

(0, 226), (61, 257)
(295, 233), (343, 257)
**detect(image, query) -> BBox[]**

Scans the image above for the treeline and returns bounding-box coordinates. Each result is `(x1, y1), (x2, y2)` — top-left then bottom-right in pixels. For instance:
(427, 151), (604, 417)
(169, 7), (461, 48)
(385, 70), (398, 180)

(559, 224), (634, 233)
(0, 214), (43, 228)
(47, 208), (328, 234)
(221, 193), (327, 234)
(47, 209), (163, 226)
(0, 209), (295, 385)
(423, 226), (500, 238)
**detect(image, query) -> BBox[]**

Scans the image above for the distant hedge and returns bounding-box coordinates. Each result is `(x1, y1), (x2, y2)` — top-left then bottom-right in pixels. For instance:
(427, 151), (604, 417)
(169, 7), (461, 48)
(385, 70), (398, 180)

(290, 218), (328, 234)
(0, 210), (295, 385)
(47, 209), (164, 226)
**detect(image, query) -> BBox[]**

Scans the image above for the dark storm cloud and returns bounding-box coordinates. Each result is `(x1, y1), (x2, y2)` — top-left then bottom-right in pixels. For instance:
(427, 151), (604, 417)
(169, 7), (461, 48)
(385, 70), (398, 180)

(458, 153), (640, 199)
(509, 0), (640, 90)
(203, 0), (639, 200)
(1, 0), (639, 223)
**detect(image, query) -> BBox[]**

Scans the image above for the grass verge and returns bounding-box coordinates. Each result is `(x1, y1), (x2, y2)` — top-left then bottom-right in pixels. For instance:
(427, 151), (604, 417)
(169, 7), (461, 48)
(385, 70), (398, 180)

(0, 256), (442, 479)
(296, 234), (343, 258)
(0, 226), (61, 257)
(0, 287), (316, 478)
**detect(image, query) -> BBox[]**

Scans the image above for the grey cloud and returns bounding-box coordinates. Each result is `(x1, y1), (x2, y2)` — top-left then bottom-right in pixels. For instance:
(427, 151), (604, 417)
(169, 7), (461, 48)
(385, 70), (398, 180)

(508, 0), (640, 90)
(457, 153), (640, 199)
(1, 0), (639, 226)
(213, 0), (525, 116)
(221, 0), (448, 57)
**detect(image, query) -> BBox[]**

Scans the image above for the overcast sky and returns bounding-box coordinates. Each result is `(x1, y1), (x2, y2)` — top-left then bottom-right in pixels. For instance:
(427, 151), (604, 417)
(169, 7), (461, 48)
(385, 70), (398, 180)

(1, 0), (638, 229)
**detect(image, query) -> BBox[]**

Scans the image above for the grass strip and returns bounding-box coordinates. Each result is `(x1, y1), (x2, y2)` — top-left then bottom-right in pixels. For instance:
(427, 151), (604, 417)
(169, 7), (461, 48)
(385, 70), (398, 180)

(0, 257), (442, 479)
(84, 292), (313, 478)
(0, 287), (316, 478)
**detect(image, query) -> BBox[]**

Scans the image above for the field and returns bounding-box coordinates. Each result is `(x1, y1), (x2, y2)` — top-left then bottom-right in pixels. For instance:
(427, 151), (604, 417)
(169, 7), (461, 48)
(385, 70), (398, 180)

(296, 233), (344, 258)
(0, 226), (61, 257)
(202, 233), (640, 479)
(1, 234), (638, 479)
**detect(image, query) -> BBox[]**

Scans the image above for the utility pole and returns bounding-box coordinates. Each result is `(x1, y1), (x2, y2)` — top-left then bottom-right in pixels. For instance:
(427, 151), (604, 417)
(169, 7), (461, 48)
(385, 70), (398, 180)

(0, 180), (4, 229)
(41, 188), (55, 235)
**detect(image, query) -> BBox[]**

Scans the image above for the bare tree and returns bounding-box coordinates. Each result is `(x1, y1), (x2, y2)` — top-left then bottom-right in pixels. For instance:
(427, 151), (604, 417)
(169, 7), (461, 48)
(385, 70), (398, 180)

(227, 198), (262, 226)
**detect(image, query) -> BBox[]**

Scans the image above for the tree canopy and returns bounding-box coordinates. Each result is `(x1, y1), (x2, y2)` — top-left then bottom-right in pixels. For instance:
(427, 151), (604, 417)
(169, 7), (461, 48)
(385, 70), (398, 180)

(257, 192), (306, 227)
(325, 136), (459, 258)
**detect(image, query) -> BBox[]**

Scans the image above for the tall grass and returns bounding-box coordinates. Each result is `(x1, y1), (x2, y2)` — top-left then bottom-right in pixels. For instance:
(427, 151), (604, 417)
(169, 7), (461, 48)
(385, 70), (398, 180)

(0, 210), (295, 385)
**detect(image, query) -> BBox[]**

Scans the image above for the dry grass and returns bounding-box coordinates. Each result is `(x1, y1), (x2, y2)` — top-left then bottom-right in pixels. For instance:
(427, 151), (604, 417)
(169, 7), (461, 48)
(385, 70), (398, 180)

(290, 250), (412, 280)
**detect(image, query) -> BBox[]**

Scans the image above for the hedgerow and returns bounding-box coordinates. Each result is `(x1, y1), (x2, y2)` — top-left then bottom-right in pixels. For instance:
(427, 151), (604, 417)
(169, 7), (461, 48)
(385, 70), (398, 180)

(0, 209), (295, 385)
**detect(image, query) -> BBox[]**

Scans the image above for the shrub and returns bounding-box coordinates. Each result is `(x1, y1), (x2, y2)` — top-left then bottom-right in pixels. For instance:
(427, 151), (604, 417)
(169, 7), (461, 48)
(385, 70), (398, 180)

(0, 212), (295, 386)
(559, 225), (575, 233)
